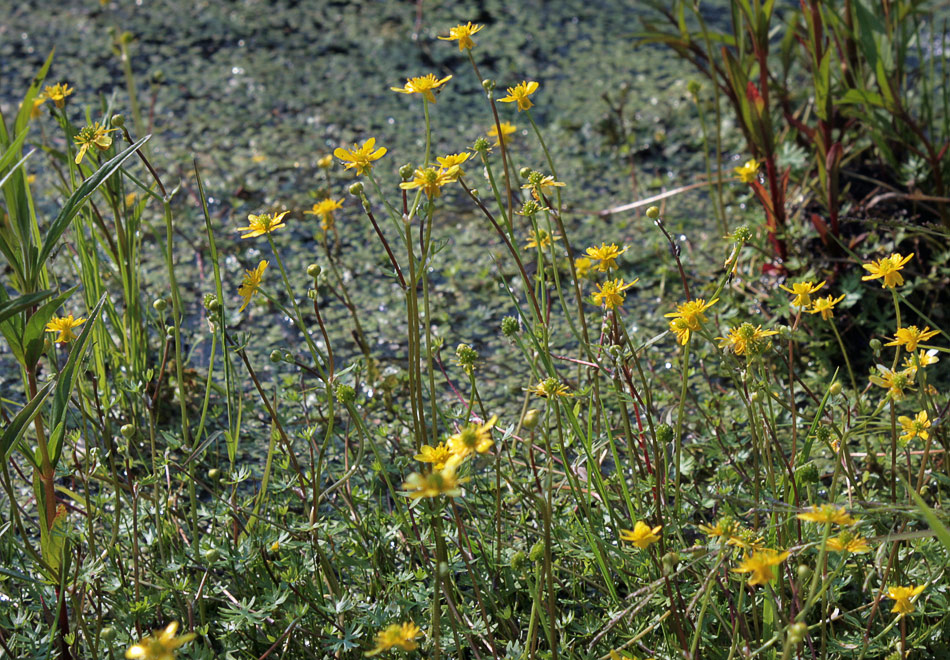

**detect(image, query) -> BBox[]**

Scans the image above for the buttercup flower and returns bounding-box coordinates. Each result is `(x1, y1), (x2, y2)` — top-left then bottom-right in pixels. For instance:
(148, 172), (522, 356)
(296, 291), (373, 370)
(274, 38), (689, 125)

(886, 584), (926, 616)
(825, 532), (871, 554)
(45, 314), (86, 343)
(488, 121), (517, 146)
(780, 280), (826, 308)
(334, 138), (387, 175)
(698, 517), (739, 540)
(592, 278), (638, 310)
(884, 325), (939, 353)
(317, 154), (334, 169)
(236, 211), (289, 239)
(898, 410), (931, 443)
(237, 260), (268, 312)
(391, 73), (453, 103)
(861, 252), (913, 288)
(904, 349), (939, 372)
(620, 521), (662, 549)
(447, 415), (497, 458)
(717, 323), (778, 356)
(437, 152), (470, 176)
(414, 443), (456, 471)
(402, 464), (467, 499)
(126, 621), (195, 660)
(585, 243), (628, 272)
(439, 22), (484, 51)
(807, 293), (845, 320)
(665, 298), (718, 345)
(74, 122), (116, 165)
(732, 549), (789, 586)
(869, 365), (916, 401)
(796, 504), (858, 526)
(523, 228), (561, 250)
(42, 82), (73, 108)
(734, 159), (759, 183)
(305, 198), (344, 232)
(365, 622), (422, 657)
(529, 377), (571, 398)
(574, 256), (592, 279)
(499, 81), (539, 111)
(399, 165), (459, 198)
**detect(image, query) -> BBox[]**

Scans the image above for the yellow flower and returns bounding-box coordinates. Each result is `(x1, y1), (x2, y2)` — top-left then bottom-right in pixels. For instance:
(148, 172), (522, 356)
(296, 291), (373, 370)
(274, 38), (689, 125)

(499, 81), (539, 111)
(732, 549), (789, 587)
(697, 517), (738, 539)
(42, 82), (74, 108)
(45, 314), (86, 343)
(365, 622), (422, 657)
(399, 165), (460, 198)
(861, 252), (914, 288)
(391, 73), (453, 103)
(574, 256), (592, 279)
(664, 298), (718, 345)
(869, 365), (916, 401)
(333, 137), (388, 175)
(884, 325), (939, 353)
(620, 521), (662, 549)
(904, 349), (939, 372)
(305, 198), (344, 232)
(734, 159), (759, 183)
(236, 211), (290, 239)
(898, 410), (931, 442)
(126, 622), (195, 660)
(436, 152), (470, 176)
(402, 464), (467, 499)
(780, 280), (826, 308)
(522, 173), (566, 192)
(488, 121), (517, 146)
(726, 531), (765, 553)
(317, 154), (334, 169)
(414, 443), (456, 471)
(796, 504), (858, 526)
(806, 293), (845, 320)
(585, 243), (628, 272)
(717, 322), (778, 356)
(447, 415), (497, 458)
(30, 97), (46, 119)
(237, 260), (268, 312)
(592, 278), (639, 310)
(528, 377), (571, 398)
(825, 531), (871, 554)
(73, 122), (116, 165)
(439, 22), (484, 51)
(886, 584), (926, 616)
(523, 228), (561, 251)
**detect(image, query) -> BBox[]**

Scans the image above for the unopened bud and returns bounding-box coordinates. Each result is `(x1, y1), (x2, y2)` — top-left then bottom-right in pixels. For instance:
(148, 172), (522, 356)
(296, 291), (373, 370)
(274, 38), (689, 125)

(348, 181), (364, 196)
(399, 163), (414, 180)
(646, 206), (660, 220)
(307, 264), (321, 279)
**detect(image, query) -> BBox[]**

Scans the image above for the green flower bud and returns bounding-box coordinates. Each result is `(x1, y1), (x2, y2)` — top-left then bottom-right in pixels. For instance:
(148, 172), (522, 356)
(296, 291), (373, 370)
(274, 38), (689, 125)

(797, 564), (812, 583)
(528, 540), (545, 563)
(110, 114), (125, 128)
(307, 264), (321, 279)
(656, 423), (673, 446)
(153, 298), (167, 312)
(687, 80), (701, 96)
(120, 424), (135, 439)
(481, 78), (496, 92)
(829, 381), (842, 396)
(646, 206), (660, 220)
(100, 627), (117, 643)
(165, 325), (175, 338)
(335, 384), (356, 404)
(521, 408), (541, 430)
(399, 163), (414, 180)
(869, 338), (882, 355)
(348, 181), (364, 196)
(787, 622), (808, 645)
(269, 349), (282, 363)
(202, 548), (221, 563)
(519, 167), (532, 180)
(207, 468), (221, 482)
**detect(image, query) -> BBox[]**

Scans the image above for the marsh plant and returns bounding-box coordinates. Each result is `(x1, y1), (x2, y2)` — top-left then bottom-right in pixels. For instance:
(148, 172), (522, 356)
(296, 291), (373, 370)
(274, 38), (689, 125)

(1, 11), (950, 660)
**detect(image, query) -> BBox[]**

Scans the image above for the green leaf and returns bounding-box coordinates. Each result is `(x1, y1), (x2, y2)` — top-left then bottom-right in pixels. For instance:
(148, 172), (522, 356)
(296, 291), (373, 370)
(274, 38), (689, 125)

(0, 379), (54, 463)
(0, 289), (54, 326)
(39, 502), (69, 577)
(31, 135), (150, 287)
(904, 476), (950, 555)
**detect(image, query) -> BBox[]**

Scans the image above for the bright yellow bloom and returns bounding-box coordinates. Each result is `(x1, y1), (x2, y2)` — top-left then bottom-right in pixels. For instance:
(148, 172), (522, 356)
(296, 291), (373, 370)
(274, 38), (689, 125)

(305, 198), (344, 231)
(42, 82), (73, 108)
(807, 293), (845, 320)
(574, 256), (592, 279)
(869, 365), (916, 401)
(414, 443), (456, 471)
(236, 211), (289, 239)
(399, 165), (459, 198)
(436, 152), (470, 176)
(499, 81), (539, 111)
(448, 415), (497, 458)
(732, 549), (789, 586)
(898, 410), (931, 442)
(488, 121), (517, 146)
(904, 349), (939, 372)
(734, 159), (759, 183)
(237, 260), (268, 312)
(717, 322), (778, 356)
(585, 243), (628, 272)
(317, 154), (334, 169)
(45, 314), (86, 343)
(665, 298), (718, 345)
(884, 325), (939, 353)
(861, 252), (914, 288)
(592, 278), (639, 310)
(796, 504), (858, 526)
(402, 464), (467, 499)
(620, 521), (662, 549)
(391, 73), (452, 103)
(126, 622), (195, 660)
(365, 622), (422, 657)
(439, 22), (484, 51)
(825, 532), (871, 554)
(73, 122), (116, 165)
(30, 97), (46, 119)
(529, 377), (571, 398)
(522, 173), (565, 192)
(726, 531), (765, 553)
(698, 517), (739, 539)
(523, 228), (561, 250)
(886, 584), (926, 616)
(333, 137), (387, 175)
(780, 280), (826, 308)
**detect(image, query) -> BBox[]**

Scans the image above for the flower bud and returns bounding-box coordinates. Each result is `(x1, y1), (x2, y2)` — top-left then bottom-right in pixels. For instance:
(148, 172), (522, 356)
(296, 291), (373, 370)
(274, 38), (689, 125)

(787, 622), (808, 645)
(829, 381), (842, 396)
(399, 163), (414, 180)
(519, 167), (532, 180)
(348, 181), (364, 196)
(152, 298), (167, 312)
(269, 349), (282, 363)
(307, 264), (321, 279)
(481, 78), (496, 92)
(165, 325), (175, 338)
(207, 468), (221, 482)
(869, 338), (882, 355)
(120, 423), (135, 439)
(317, 154), (333, 169)
(203, 548), (221, 563)
(646, 206), (660, 219)
(100, 627), (116, 643)
(110, 114), (125, 128)
(522, 408), (541, 430)
(797, 564), (812, 583)
(656, 423), (673, 446)
(687, 80), (701, 96)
